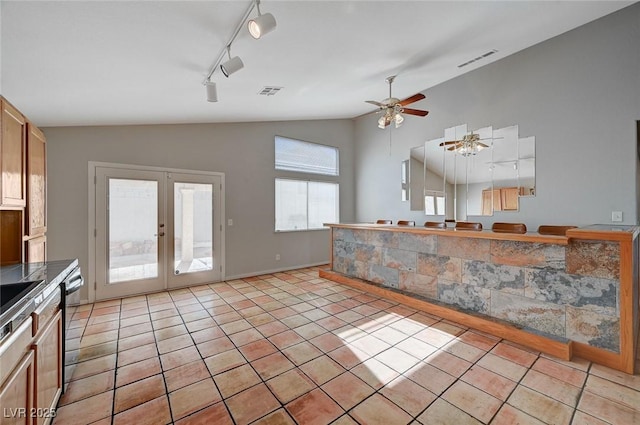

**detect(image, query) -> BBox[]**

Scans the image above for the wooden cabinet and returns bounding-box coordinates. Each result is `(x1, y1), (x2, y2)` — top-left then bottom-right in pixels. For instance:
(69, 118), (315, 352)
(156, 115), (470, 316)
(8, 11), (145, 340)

(481, 189), (501, 215)
(32, 311), (62, 425)
(0, 317), (34, 425)
(500, 187), (520, 211)
(1, 210), (23, 266)
(26, 124), (46, 237)
(25, 236), (47, 264)
(0, 351), (34, 425)
(0, 96), (47, 265)
(1, 99), (27, 208)
(481, 187), (521, 214)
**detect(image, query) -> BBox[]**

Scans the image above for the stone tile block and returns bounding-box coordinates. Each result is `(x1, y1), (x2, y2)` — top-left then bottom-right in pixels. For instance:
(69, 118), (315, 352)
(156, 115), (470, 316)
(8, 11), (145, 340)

(383, 248), (417, 271)
(437, 280), (490, 314)
(417, 253), (461, 282)
(399, 272), (437, 299)
(333, 240), (356, 260)
(397, 233), (437, 254)
(369, 264), (399, 288)
(491, 240), (565, 270)
(368, 230), (399, 248)
(524, 269), (617, 314)
(566, 240), (620, 280)
(566, 306), (620, 352)
(354, 244), (381, 265)
(462, 260), (524, 295)
(437, 236), (490, 261)
(491, 291), (565, 337)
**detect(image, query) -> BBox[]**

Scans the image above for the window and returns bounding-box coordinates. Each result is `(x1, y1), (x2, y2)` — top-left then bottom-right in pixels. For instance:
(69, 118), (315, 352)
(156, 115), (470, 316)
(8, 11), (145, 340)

(275, 179), (339, 231)
(275, 136), (339, 176)
(425, 190), (446, 215)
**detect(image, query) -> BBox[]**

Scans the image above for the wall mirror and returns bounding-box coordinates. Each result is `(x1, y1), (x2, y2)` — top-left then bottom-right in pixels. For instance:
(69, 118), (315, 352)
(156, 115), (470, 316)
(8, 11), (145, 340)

(423, 124), (535, 220)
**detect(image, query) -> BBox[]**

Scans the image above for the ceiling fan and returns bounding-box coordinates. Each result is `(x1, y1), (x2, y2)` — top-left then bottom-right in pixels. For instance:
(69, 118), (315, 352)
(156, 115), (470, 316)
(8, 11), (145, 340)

(365, 76), (429, 129)
(439, 132), (490, 156)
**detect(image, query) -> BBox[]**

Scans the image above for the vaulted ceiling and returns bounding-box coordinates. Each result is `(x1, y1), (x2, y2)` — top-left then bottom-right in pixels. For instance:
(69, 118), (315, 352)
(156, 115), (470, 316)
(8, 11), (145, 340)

(1, 1), (633, 127)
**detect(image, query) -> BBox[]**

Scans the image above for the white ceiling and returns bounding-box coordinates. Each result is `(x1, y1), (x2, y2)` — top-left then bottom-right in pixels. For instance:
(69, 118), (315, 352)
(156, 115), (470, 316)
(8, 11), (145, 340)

(1, 0), (634, 127)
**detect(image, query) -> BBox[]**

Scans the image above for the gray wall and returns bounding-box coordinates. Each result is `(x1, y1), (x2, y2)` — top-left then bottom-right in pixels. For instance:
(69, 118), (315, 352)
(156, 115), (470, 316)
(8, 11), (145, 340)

(355, 4), (640, 228)
(44, 119), (355, 299)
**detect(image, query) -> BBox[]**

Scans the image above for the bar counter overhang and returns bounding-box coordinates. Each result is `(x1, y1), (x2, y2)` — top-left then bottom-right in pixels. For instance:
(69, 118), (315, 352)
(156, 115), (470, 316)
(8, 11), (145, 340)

(321, 223), (639, 374)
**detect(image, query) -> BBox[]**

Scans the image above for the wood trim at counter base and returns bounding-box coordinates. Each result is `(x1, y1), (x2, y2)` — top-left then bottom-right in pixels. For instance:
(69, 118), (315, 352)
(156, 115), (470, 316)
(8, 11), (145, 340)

(572, 342), (633, 374)
(319, 269), (572, 362)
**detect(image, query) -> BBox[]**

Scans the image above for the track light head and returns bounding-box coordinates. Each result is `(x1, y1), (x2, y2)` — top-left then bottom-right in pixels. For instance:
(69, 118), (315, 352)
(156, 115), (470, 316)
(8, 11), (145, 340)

(248, 12), (276, 39)
(205, 81), (218, 102)
(220, 56), (244, 77)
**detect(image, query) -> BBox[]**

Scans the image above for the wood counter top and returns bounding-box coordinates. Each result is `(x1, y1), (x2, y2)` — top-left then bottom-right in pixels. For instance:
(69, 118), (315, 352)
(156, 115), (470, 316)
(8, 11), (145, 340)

(325, 223), (640, 245)
(324, 223), (569, 245)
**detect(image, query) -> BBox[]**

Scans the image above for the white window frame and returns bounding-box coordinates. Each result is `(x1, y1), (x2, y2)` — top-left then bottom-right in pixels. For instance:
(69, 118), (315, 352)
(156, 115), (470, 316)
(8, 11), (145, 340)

(275, 135), (339, 176)
(425, 190), (446, 216)
(275, 178), (339, 232)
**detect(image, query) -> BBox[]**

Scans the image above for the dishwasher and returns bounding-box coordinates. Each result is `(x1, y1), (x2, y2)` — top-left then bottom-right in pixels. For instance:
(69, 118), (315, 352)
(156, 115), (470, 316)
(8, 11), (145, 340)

(60, 266), (84, 392)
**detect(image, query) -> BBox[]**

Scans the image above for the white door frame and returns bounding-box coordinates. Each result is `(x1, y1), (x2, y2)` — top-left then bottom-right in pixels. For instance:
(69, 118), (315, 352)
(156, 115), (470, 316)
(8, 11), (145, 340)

(88, 161), (225, 303)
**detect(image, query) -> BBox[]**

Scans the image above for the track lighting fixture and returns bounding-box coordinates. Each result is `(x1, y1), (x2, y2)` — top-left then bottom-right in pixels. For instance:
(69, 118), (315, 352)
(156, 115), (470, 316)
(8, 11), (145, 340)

(220, 46), (244, 78)
(248, 0), (277, 39)
(205, 80), (218, 102)
(202, 0), (278, 100)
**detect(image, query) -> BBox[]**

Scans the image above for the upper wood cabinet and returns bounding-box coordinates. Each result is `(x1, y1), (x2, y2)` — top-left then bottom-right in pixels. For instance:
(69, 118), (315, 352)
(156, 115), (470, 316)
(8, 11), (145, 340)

(26, 124), (47, 237)
(500, 187), (520, 211)
(1, 98), (27, 207)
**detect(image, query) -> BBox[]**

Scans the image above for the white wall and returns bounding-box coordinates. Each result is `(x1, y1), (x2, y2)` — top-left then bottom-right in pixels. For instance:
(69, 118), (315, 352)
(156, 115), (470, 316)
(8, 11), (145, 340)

(355, 4), (640, 228)
(44, 119), (355, 299)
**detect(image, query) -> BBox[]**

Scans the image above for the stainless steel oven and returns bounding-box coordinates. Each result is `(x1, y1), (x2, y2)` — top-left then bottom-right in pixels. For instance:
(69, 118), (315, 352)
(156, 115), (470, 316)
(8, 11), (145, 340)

(60, 266), (84, 392)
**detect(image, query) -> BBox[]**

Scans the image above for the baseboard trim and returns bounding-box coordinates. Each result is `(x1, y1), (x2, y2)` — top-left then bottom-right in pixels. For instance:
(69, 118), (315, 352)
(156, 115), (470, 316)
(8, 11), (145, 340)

(225, 262), (329, 281)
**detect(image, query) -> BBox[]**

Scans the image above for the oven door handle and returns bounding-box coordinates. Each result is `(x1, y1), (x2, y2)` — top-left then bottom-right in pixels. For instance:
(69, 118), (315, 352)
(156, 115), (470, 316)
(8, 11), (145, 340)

(65, 268), (84, 295)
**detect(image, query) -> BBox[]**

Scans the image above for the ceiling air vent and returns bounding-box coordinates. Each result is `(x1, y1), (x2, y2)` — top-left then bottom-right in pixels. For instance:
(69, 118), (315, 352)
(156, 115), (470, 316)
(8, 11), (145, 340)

(258, 86), (283, 96)
(458, 49), (498, 68)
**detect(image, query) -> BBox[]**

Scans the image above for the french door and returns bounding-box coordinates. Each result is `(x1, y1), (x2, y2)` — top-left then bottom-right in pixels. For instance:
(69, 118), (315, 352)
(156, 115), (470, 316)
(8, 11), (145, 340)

(94, 166), (222, 300)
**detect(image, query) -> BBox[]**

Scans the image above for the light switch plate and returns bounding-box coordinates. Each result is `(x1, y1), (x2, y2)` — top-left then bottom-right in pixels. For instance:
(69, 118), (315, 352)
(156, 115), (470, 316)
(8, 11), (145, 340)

(611, 211), (623, 222)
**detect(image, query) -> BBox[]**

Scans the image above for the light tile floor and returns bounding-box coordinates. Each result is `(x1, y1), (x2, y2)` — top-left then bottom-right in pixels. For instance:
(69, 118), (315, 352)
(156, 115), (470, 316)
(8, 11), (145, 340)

(54, 266), (640, 425)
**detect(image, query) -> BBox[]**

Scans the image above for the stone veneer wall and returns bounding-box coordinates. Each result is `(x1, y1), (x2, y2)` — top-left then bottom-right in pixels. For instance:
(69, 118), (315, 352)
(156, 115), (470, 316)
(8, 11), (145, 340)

(332, 228), (621, 352)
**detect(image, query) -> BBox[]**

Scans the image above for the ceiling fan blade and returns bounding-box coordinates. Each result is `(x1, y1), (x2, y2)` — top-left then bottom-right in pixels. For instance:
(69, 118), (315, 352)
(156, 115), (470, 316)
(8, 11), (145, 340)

(439, 140), (462, 146)
(447, 146), (457, 151)
(398, 93), (425, 106)
(402, 108), (429, 117)
(365, 100), (384, 107)
(478, 142), (489, 148)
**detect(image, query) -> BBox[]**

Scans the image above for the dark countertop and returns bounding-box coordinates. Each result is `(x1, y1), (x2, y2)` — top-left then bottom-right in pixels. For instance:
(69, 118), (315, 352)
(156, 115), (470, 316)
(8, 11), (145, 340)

(0, 259), (79, 342)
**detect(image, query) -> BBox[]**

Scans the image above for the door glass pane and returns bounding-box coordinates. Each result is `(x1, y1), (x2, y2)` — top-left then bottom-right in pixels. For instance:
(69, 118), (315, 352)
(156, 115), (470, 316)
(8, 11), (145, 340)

(108, 178), (158, 283)
(174, 182), (213, 275)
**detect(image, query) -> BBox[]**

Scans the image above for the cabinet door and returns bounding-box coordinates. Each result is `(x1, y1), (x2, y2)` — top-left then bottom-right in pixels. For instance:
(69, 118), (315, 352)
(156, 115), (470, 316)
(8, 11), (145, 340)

(0, 351), (34, 425)
(1, 100), (27, 207)
(26, 124), (46, 236)
(32, 311), (62, 425)
(500, 187), (520, 211)
(481, 190), (493, 215)
(25, 236), (46, 264)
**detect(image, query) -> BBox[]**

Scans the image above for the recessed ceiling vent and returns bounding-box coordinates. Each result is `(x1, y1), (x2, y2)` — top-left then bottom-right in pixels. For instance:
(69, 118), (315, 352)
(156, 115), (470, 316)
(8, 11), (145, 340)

(258, 86), (283, 96)
(458, 49), (498, 68)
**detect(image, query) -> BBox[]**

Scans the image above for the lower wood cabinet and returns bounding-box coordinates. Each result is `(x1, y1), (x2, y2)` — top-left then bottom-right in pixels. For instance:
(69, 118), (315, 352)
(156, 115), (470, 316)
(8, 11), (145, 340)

(25, 237), (46, 264)
(32, 311), (62, 425)
(0, 351), (34, 425)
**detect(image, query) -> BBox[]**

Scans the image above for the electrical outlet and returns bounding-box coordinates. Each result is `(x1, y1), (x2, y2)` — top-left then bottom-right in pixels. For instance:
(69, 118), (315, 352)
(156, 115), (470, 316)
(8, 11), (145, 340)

(612, 211), (623, 222)
(227, 219), (233, 226)
(275, 254), (280, 261)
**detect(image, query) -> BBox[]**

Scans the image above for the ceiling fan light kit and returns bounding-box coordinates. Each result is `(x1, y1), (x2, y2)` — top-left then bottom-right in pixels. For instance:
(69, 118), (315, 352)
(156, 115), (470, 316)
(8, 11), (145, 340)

(202, 0), (277, 101)
(366, 76), (429, 129)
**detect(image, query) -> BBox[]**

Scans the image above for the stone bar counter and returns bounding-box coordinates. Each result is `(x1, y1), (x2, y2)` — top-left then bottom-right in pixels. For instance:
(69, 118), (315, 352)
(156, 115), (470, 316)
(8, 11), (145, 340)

(320, 223), (639, 373)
